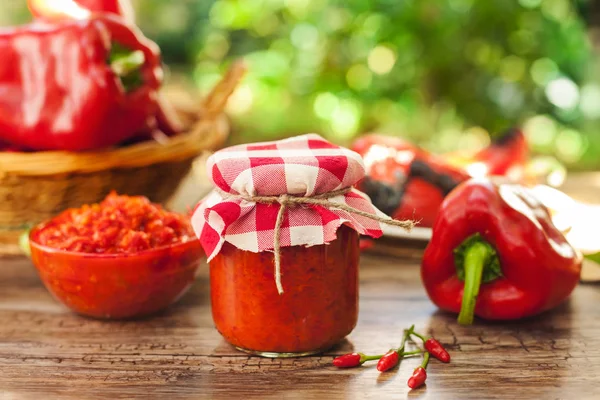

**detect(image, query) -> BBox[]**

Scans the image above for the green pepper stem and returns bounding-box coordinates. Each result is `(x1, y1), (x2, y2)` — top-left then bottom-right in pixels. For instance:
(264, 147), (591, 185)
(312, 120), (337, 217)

(421, 351), (430, 369)
(457, 241), (494, 325)
(395, 325), (414, 352)
(403, 350), (423, 356)
(410, 330), (426, 342)
(361, 354), (385, 362)
(110, 50), (145, 77)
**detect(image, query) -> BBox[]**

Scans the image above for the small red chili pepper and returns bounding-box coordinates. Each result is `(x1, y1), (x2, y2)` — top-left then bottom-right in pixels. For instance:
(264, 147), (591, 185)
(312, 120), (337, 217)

(410, 330), (451, 363)
(424, 338), (451, 363)
(333, 352), (383, 368)
(333, 353), (362, 368)
(407, 352), (430, 390)
(408, 366), (427, 389)
(376, 325), (414, 372)
(376, 350), (399, 372)
(375, 349), (423, 372)
(332, 325), (435, 378)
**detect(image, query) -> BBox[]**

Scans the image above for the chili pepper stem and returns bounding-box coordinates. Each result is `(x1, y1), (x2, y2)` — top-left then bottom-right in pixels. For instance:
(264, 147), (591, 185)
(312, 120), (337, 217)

(457, 241), (494, 325)
(403, 350), (422, 356)
(377, 326), (423, 373)
(411, 330), (426, 342)
(395, 325), (414, 353)
(421, 351), (430, 369)
(361, 354), (385, 362)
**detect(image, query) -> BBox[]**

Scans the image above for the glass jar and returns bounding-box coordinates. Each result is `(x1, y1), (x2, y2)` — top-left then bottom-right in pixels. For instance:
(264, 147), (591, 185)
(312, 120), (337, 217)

(209, 225), (359, 357)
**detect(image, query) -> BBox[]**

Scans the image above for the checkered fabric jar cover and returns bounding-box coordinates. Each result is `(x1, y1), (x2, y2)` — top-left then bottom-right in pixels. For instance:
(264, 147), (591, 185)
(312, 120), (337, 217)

(191, 134), (389, 260)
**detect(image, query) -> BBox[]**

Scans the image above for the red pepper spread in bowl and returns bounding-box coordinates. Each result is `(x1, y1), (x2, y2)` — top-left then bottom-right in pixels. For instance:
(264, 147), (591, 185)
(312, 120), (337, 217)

(28, 192), (204, 319)
(191, 134), (413, 357)
(35, 192), (195, 253)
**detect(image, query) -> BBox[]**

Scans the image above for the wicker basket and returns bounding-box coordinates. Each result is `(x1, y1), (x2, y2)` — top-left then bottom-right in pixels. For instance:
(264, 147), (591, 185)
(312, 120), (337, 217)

(0, 62), (245, 255)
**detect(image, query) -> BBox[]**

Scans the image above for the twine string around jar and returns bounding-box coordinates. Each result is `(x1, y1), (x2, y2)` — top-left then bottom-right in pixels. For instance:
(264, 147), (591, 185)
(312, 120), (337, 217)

(216, 187), (415, 295)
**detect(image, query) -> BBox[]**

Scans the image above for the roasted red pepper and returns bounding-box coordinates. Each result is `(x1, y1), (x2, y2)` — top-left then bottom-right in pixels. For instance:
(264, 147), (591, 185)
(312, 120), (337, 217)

(444, 128), (529, 180)
(0, 16), (162, 151)
(421, 179), (582, 324)
(472, 128), (528, 178)
(352, 134), (470, 227)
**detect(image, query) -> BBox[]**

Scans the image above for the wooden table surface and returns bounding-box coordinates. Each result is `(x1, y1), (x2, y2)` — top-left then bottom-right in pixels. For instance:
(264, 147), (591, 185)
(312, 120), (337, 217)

(2, 171), (600, 399)
(1, 246), (599, 400)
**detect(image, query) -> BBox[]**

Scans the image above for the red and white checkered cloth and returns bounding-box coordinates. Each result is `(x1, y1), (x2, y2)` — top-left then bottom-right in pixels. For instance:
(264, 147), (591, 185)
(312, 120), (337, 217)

(191, 134), (387, 260)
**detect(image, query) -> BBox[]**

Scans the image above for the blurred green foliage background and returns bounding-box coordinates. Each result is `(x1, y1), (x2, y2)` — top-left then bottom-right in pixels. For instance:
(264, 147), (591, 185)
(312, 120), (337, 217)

(2, 0), (600, 169)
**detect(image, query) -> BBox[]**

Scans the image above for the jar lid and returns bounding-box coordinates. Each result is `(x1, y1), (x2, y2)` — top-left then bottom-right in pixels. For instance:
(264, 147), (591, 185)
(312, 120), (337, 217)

(192, 134), (412, 260)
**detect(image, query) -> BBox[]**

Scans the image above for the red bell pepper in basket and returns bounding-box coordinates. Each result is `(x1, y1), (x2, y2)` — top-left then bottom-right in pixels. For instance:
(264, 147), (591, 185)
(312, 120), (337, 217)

(28, 0), (135, 24)
(421, 179), (582, 324)
(0, 15), (162, 151)
(27, 0), (183, 138)
(75, 0), (135, 21)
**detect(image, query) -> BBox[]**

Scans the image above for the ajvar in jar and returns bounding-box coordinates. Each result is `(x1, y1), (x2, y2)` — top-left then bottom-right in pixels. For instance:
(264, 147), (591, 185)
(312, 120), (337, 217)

(210, 225), (359, 356)
(192, 134), (410, 358)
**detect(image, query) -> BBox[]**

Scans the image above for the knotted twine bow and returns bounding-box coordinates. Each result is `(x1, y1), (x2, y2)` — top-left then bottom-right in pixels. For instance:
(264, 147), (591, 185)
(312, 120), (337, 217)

(217, 187), (415, 295)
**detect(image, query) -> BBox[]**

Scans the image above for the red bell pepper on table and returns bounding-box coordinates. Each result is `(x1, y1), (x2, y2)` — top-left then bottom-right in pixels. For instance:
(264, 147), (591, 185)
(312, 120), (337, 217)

(0, 15), (162, 151)
(421, 178), (582, 324)
(352, 134), (470, 228)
